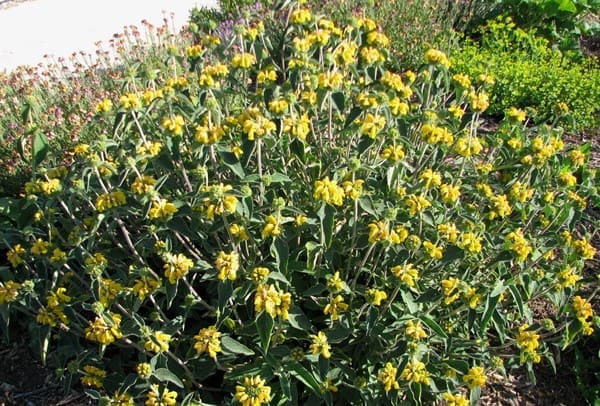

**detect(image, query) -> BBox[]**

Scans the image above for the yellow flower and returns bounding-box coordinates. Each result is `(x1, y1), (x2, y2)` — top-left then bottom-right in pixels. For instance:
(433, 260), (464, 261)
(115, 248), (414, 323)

(230, 223), (250, 241)
(235, 375), (272, 406)
(195, 122), (225, 144)
(505, 229), (532, 262)
(201, 183), (239, 220)
(367, 288), (387, 306)
(96, 190), (126, 212)
(360, 113), (386, 139)
(38, 178), (61, 195)
(84, 312), (123, 345)
(389, 98), (410, 116)
(342, 179), (364, 200)
(80, 365), (106, 388)
(507, 106), (526, 122)
(572, 237), (596, 260)
(146, 384), (177, 406)
(314, 177), (344, 206)
(47, 287), (71, 308)
(231, 52), (256, 69)
(423, 241), (443, 259)
(255, 283), (292, 320)
(194, 325), (222, 359)
(463, 366), (486, 389)
(283, 113), (311, 141)
(367, 31), (390, 47)
(268, 98), (289, 115)
(440, 183), (461, 203)
(360, 46), (384, 64)
(572, 295), (594, 322)
(442, 392), (469, 406)
(215, 251), (239, 281)
(137, 363), (152, 379)
(241, 110), (276, 140)
(95, 98), (113, 114)
(290, 8), (312, 24)
(424, 48), (450, 68)
(30, 238), (51, 256)
(441, 277), (461, 305)
(119, 92), (141, 110)
(464, 287), (481, 309)
(310, 331), (331, 359)
(7, 244), (26, 267)
(419, 168), (442, 188)
(454, 136), (483, 157)
(405, 320), (427, 340)
(391, 263), (419, 287)
(389, 225), (409, 244)
(251, 267), (269, 283)
(144, 331), (172, 353)
(448, 104), (465, 119)
(378, 362), (400, 392)
(261, 215), (282, 239)
(381, 145), (405, 161)
(0, 281), (20, 304)
(186, 44), (203, 58)
(132, 276), (161, 300)
(295, 214), (308, 227)
(161, 115), (185, 136)
(438, 222), (459, 243)
(323, 295), (348, 321)
(509, 181), (535, 203)
(368, 221), (389, 244)
(569, 149), (586, 167)
(405, 194), (431, 215)
(489, 194), (512, 219)
(516, 323), (541, 364)
(458, 232), (483, 253)
(556, 267), (581, 289)
(163, 253), (194, 284)
(400, 360), (430, 385)
(111, 390), (134, 406)
(131, 175), (156, 195)
(257, 67), (277, 83)
(452, 73), (471, 88)
(327, 271), (344, 293)
(469, 91), (489, 112)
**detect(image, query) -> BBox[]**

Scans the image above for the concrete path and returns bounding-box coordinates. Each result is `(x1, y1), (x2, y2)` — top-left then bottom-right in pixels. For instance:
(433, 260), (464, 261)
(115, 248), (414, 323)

(0, 0), (218, 72)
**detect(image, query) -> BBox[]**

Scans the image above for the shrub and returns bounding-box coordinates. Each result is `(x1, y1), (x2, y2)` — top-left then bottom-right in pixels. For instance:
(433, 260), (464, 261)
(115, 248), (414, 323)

(484, 0), (600, 54)
(451, 17), (600, 131)
(0, 1), (598, 404)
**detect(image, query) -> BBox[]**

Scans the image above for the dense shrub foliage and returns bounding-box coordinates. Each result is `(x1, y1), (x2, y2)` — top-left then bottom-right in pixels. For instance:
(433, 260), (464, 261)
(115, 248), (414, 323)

(452, 17), (600, 131)
(0, 1), (598, 405)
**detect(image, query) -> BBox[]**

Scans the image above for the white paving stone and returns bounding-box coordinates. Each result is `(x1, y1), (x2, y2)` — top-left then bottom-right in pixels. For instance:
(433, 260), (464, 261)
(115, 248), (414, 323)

(0, 0), (217, 72)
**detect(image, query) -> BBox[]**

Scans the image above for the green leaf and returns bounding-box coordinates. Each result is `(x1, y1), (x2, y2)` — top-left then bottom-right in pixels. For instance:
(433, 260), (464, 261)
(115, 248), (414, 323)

(217, 148), (245, 179)
(32, 131), (49, 168)
(287, 361), (322, 395)
(400, 290), (418, 313)
(287, 306), (312, 331)
(153, 368), (185, 388)
(268, 271), (290, 286)
(331, 92), (345, 112)
(218, 280), (233, 313)
(420, 315), (448, 339)
(221, 335), (255, 355)
(256, 311), (274, 354)
(343, 106), (362, 129)
(481, 292), (501, 333)
(508, 284), (525, 316)
(271, 172), (292, 183)
(271, 238), (289, 275)
(317, 203), (335, 248)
